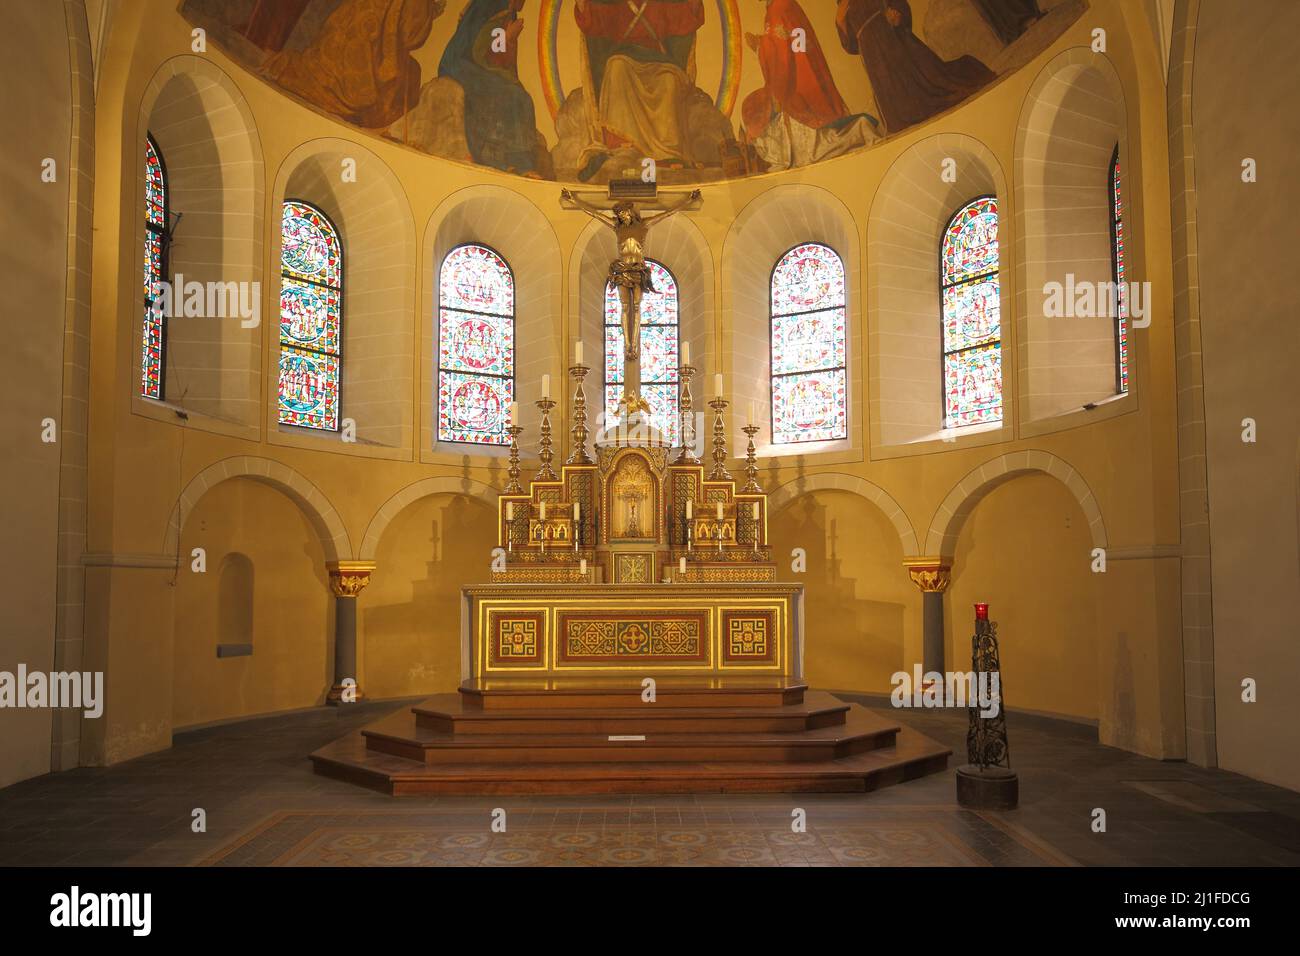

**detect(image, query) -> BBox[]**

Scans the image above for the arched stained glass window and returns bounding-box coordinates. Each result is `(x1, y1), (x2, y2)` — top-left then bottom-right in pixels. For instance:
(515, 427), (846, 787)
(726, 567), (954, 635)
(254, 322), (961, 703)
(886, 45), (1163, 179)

(941, 196), (1002, 428)
(141, 134), (168, 399)
(437, 244), (515, 445)
(278, 200), (342, 430)
(770, 243), (848, 444)
(604, 259), (679, 444)
(1109, 146), (1130, 394)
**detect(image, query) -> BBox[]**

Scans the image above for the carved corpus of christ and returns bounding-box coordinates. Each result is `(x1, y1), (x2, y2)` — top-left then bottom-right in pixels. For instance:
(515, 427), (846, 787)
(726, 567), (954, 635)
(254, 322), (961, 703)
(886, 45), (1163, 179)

(560, 188), (701, 366)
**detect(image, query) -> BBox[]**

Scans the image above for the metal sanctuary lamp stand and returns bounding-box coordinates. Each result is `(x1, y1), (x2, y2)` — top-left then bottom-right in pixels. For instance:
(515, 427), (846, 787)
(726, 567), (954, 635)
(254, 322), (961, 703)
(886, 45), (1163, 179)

(955, 603), (1019, 809)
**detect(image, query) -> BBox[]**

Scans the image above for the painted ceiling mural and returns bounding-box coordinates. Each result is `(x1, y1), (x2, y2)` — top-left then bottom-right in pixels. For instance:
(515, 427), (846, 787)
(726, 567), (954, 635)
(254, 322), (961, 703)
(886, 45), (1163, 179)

(178, 0), (1087, 184)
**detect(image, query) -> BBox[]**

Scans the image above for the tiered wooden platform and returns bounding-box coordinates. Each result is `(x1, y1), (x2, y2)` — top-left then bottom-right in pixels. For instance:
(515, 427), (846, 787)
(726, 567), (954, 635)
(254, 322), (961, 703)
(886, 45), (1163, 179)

(311, 678), (951, 795)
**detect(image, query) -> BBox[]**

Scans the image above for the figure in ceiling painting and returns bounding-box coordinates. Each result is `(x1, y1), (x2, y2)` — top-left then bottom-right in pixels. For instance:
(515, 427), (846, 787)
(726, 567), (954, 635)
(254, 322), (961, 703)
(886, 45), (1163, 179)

(836, 0), (995, 136)
(438, 0), (542, 176)
(742, 0), (880, 172)
(259, 0), (445, 129)
(178, 0), (1084, 185)
(969, 0), (1043, 46)
(573, 0), (708, 181)
(236, 0), (314, 51)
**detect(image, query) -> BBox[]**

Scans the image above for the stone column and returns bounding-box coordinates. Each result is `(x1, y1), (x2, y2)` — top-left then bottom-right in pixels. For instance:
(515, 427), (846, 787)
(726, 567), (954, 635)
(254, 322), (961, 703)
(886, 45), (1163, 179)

(903, 558), (952, 676)
(326, 561), (375, 705)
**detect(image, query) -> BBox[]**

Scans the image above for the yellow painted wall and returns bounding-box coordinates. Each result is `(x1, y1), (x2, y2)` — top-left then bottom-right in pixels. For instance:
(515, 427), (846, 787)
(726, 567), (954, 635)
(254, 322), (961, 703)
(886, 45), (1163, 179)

(1190, 0), (1300, 791)
(171, 479), (332, 728)
(0, 0), (73, 788)
(946, 474), (1099, 720)
(770, 490), (915, 693)
(361, 493), (496, 699)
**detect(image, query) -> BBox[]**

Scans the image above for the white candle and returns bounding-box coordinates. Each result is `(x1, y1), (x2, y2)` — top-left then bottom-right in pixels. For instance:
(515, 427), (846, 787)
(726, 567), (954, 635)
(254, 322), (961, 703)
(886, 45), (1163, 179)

(748, 400), (756, 426)
(753, 502), (760, 520)
(685, 500), (692, 518)
(682, 342), (691, 365)
(541, 374), (551, 399)
(679, 556), (686, 574)
(716, 502), (723, 520)
(580, 558), (587, 575)
(714, 373), (723, 397)
(573, 502), (580, 520)
(510, 402), (519, 425)
(575, 340), (584, 365)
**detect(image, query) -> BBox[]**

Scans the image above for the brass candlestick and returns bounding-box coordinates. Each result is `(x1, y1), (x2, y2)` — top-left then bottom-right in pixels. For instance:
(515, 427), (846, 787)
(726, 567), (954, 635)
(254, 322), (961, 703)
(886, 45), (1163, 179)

(566, 365), (593, 465)
(504, 424), (524, 494)
(675, 364), (701, 464)
(741, 424), (762, 493)
(535, 397), (558, 481)
(707, 396), (732, 480)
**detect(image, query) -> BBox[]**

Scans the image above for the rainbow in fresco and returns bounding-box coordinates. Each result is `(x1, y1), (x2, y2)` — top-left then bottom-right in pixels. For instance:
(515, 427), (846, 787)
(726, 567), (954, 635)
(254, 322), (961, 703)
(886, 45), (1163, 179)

(537, 0), (742, 121)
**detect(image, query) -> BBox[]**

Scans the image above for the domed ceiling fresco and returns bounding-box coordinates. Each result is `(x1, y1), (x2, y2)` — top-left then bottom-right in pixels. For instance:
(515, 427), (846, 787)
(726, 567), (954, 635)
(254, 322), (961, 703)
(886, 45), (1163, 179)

(178, 0), (1087, 184)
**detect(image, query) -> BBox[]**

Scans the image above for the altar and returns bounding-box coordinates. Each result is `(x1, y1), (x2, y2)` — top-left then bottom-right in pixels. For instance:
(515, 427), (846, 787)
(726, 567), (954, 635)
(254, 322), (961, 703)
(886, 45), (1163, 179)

(463, 582), (803, 681)
(470, 409), (802, 680)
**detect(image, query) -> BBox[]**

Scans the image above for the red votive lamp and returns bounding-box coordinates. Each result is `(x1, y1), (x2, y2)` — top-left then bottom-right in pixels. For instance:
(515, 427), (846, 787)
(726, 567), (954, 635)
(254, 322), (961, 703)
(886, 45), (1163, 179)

(974, 603), (989, 620)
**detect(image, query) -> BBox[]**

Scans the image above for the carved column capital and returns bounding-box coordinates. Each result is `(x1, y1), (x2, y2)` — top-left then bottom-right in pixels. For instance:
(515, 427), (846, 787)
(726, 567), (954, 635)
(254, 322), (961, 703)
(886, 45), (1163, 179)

(904, 557), (951, 593)
(327, 561), (376, 598)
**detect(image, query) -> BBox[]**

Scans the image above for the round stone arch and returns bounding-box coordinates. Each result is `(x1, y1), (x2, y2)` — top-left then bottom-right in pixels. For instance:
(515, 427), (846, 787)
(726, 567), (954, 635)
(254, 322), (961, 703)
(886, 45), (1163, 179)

(163, 456), (352, 562)
(359, 476), (499, 561)
(768, 472), (919, 556)
(133, 55), (265, 431)
(721, 183), (861, 459)
(425, 184), (562, 458)
(923, 450), (1108, 558)
(1014, 47), (1132, 422)
(866, 132), (1009, 448)
(270, 137), (418, 451)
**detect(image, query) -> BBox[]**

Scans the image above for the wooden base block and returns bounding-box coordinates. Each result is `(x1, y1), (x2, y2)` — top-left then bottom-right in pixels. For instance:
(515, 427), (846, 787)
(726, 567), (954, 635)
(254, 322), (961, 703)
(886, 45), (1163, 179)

(955, 764), (1019, 809)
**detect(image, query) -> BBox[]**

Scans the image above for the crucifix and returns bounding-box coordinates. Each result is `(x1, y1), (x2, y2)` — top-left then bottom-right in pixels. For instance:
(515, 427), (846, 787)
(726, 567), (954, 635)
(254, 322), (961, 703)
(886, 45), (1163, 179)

(561, 183), (701, 421)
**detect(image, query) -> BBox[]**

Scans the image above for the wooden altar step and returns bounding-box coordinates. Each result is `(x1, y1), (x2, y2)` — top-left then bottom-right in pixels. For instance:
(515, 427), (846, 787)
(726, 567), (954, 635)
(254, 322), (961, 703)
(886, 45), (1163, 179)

(363, 703), (894, 765)
(311, 722), (950, 796)
(414, 689), (851, 734)
(310, 681), (951, 795)
(457, 676), (810, 710)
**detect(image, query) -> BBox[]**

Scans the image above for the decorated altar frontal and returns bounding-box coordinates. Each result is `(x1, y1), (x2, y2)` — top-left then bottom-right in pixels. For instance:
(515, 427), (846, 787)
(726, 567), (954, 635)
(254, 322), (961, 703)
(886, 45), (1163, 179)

(463, 582), (804, 681)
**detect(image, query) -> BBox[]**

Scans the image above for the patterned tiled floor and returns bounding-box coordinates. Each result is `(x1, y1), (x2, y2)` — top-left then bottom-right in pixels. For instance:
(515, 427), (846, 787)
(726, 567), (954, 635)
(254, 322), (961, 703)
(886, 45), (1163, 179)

(1, 695), (1297, 867)
(202, 804), (1067, 867)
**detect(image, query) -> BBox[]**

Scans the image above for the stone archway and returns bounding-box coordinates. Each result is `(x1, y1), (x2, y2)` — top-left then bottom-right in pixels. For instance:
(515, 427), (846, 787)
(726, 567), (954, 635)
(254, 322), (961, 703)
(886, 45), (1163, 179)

(924, 450), (1107, 559)
(358, 476), (498, 562)
(768, 472), (919, 555)
(162, 456), (352, 562)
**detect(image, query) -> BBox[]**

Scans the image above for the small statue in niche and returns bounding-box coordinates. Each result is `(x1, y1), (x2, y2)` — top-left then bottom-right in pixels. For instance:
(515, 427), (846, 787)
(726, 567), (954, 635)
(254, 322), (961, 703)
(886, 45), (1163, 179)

(609, 453), (655, 539)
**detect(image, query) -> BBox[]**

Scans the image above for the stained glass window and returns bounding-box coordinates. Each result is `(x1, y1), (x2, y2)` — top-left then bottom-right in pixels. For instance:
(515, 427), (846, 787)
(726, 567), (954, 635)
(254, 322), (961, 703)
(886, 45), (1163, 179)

(278, 200), (342, 430)
(141, 134), (167, 399)
(769, 243), (847, 444)
(941, 196), (1002, 428)
(604, 259), (679, 444)
(438, 244), (515, 444)
(1109, 146), (1129, 394)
